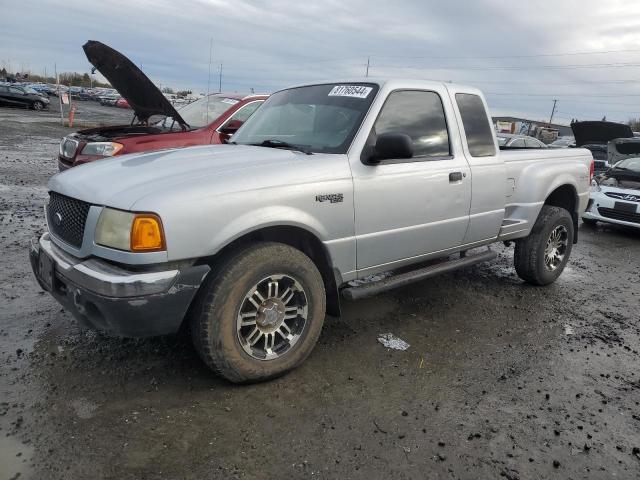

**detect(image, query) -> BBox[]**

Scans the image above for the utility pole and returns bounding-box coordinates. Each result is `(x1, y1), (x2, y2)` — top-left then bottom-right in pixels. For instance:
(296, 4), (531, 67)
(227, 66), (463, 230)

(218, 63), (222, 93)
(365, 56), (370, 77)
(548, 99), (558, 125)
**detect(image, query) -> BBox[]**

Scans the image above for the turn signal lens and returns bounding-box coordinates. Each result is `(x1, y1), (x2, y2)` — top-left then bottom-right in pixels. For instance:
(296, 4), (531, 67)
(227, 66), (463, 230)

(130, 215), (165, 251)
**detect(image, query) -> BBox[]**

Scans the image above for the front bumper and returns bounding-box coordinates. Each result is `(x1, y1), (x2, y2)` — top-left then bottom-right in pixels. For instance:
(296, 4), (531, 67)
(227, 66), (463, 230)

(30, 233), (210, 337)
(582, 189), (640, 229)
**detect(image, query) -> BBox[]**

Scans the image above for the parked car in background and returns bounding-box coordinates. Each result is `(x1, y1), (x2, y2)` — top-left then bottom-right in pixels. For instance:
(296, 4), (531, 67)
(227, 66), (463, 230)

(115, 97), (131, 109)
(583, 156), (640, 229)
(0, 84), (50, 110)
(549, 136), (575, 148)
(496, 133), (548, 149)
(28, 84), (56, 96)
(99, 94), (121, 106)
(57, 41), (267, 170)
(572, 121), (634, 174)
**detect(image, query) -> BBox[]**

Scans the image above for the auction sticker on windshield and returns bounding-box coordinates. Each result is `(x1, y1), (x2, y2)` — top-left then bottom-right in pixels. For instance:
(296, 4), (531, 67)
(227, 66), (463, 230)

(328, 85), (373, 98)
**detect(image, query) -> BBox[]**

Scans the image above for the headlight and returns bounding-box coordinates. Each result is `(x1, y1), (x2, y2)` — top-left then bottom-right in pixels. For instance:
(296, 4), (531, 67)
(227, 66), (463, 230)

(81, 142), (124, 157)
(95, 208), (165, 252)
(590, 179), (601, 193)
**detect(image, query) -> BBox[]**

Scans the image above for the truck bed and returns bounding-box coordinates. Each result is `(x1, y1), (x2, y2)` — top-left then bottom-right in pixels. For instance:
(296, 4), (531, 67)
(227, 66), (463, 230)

(498, 147), (593, 241)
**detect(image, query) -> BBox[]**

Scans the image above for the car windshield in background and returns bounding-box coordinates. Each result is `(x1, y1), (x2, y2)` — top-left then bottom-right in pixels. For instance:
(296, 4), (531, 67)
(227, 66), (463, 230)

(175, 96), (239, 128)
(232, 83), (379, 154)
(613, 157), (640, 172)
(496, 136), (508, 146)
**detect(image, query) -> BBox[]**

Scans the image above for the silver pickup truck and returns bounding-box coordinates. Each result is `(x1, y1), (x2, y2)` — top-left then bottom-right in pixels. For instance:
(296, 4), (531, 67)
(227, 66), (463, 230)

(30, 79), (593, 382)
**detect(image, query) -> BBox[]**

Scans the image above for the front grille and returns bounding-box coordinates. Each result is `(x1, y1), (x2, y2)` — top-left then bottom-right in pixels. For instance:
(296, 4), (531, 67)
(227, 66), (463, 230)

(60, 137), (79, 159)
(598, 207), (640, 224)
(47, 192), (91, 248)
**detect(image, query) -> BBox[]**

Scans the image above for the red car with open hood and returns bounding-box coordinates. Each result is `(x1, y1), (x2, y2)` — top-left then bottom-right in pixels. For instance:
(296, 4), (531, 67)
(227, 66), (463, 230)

(58, 41), (267, 170)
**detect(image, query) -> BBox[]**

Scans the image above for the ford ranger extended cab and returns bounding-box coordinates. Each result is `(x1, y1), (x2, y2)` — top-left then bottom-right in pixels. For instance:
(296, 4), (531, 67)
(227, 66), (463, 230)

(30, 79), (593, 383)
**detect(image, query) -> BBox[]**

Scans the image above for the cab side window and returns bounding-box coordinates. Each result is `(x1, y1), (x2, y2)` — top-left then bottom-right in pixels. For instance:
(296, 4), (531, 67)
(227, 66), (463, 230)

(455, 93), (496, 157)
(373, 90), (450, 159)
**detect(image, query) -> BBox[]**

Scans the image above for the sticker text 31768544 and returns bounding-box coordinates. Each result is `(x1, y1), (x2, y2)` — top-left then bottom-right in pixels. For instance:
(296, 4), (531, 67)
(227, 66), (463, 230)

(328, 85), (373, 99)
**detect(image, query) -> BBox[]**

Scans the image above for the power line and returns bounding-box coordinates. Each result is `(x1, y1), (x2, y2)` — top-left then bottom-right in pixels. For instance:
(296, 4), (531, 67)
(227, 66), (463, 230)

(368, 48), (640, 61)
(485, 92), (640, 98)
(372, 62), (640, 71)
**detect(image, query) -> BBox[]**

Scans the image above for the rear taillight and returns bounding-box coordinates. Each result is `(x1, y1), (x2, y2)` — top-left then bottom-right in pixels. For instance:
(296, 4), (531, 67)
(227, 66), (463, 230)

(589, 158), (595, 182)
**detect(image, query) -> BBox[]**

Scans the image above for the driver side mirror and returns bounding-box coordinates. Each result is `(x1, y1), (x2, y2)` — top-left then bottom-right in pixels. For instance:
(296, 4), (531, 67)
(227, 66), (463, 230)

(219, 119), (243, 135)
(363, 133), (414, 164)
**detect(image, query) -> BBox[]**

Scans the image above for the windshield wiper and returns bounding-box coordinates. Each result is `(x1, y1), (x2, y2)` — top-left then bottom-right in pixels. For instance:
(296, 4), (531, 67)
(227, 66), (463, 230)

(251, 139), (313, 155)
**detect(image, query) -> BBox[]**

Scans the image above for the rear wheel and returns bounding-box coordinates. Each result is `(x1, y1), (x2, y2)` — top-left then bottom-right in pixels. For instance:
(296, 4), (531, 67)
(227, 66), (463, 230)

(190, 242), (326, 383)
(514, 206), (574, 285)
(32, 101), (44, 111)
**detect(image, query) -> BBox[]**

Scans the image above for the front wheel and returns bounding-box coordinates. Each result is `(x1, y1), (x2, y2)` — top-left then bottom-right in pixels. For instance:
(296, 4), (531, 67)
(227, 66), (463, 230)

(514, 206), (574, 285)
(190, 242), (326, 383)
(32, 101), (44, 111)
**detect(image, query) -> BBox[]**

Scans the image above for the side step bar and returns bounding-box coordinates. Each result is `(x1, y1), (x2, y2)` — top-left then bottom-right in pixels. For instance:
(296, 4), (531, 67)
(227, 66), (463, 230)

(341, 249), (497, 301)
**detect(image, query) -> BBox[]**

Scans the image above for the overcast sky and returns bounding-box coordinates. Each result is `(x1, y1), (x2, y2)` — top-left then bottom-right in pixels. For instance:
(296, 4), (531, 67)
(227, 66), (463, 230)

(2, 0), (640, 124)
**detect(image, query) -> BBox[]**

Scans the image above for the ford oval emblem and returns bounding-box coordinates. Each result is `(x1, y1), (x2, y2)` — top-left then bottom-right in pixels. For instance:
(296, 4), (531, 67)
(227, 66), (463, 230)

(53, 212), (63, 226)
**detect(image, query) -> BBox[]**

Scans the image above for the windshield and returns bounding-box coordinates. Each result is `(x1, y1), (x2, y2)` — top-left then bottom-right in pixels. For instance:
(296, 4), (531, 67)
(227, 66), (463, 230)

(24, 87), (39, 95)
(613, 157), (640, 172)
(176, 95), (239, 128)
(232, 83), (379, 154)
(496, 136), (508, 146)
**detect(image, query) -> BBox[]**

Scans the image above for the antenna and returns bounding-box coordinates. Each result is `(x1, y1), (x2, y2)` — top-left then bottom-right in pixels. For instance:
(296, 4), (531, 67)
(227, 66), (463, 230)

(206, 38), (213, 122)
(219, 63), (222, 93)
(366, 56), (370, 77)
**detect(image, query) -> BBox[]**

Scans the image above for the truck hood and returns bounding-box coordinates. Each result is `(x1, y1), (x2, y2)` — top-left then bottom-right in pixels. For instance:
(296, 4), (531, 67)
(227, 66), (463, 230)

(48, 145), (320, 210)
(83, 40), (187, 127)
(571, 121), (633, 147)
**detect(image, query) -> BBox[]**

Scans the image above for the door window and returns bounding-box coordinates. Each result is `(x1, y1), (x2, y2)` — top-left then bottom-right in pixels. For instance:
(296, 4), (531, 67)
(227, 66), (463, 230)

(373, 90), (450, 160)
(220, 101), (263, 130)
(9, 87), (24, 94)
(510, 139), (525, 148)
(455, 93), (496, 157)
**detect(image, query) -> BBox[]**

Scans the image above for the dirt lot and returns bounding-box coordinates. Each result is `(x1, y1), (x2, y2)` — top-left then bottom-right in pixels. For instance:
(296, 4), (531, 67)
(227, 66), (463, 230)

(1, 102), (639, 480)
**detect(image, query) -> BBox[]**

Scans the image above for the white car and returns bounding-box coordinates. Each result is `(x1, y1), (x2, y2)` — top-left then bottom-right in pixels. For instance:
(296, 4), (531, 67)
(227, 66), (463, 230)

(582, 157), (640, 229)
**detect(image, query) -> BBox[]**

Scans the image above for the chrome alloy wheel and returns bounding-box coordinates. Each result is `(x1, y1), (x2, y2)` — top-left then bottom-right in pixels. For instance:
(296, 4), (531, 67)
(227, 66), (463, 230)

(544, 225), (568, 271)
(236, 274), (308, 360)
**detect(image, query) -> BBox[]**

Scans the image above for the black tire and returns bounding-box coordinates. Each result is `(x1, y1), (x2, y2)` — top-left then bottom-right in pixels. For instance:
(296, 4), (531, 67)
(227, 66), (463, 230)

(514, 205), (574, 286)
(190, 242), (326, 383)
(32, 101), (44, 111)
(581, 217), (598, 226)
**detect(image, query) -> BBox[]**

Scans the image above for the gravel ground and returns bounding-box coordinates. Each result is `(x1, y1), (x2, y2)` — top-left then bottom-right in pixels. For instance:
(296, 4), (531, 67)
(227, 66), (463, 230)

(1, 103), (639, 480)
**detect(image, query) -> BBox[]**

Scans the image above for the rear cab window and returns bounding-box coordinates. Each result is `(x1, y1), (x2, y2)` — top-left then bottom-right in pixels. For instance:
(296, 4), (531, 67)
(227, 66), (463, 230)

(455, 93), (496, 157)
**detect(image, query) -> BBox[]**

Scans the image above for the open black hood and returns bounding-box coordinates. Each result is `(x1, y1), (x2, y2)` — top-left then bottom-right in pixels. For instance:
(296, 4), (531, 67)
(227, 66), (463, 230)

(83, 40), (187, 126)
(571, 121), (633, 147)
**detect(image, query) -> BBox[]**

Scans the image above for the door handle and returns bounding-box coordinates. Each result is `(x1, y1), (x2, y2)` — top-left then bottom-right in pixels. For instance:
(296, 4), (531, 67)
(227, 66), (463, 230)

(449, 171), (464, 182)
